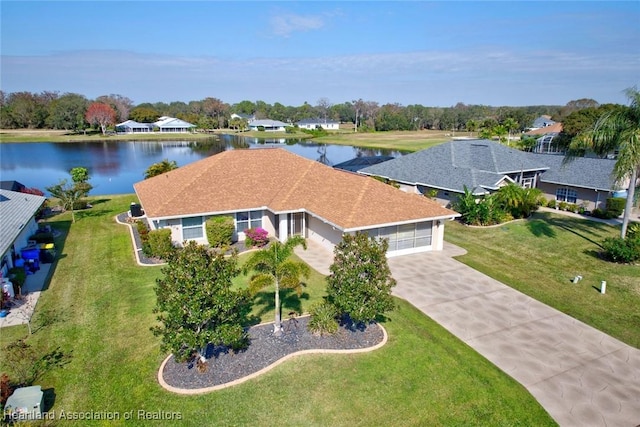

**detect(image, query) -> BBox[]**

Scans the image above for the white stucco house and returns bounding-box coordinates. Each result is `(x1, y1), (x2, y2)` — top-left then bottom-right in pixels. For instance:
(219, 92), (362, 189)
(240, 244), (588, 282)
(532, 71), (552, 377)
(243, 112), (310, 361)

(0, 189), (46, 277)
(296, 118), (340, 131)
(134, 148), (459, 257)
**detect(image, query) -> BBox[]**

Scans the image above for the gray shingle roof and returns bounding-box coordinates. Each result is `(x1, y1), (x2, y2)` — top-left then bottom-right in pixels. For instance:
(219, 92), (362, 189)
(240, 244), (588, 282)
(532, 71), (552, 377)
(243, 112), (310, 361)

(0, 189), (46, 257)
(535, 154), (618, 191)
(359, 139), (548, 194)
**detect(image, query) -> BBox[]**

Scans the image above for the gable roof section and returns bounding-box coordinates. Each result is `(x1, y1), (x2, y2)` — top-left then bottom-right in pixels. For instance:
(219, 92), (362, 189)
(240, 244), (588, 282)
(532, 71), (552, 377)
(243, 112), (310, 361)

(526, 122), (563, 135)
(535, 154), (618, 191)
(0, 190), (46, 257)
(333, 156), (395, 173)
(153, 117), (195, 128)
(134, 149), (458, 230)
(297, 118), (339, 125)
(359, 139), (548, 194)
(249, 119), (289, 128)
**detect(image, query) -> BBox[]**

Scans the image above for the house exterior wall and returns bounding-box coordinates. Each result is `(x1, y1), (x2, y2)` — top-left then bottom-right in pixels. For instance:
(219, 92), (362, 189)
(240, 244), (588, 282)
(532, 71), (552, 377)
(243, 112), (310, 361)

(1, 216), (40, 275)
(307, 215), (343, 251)
(537, 182), (612, 211)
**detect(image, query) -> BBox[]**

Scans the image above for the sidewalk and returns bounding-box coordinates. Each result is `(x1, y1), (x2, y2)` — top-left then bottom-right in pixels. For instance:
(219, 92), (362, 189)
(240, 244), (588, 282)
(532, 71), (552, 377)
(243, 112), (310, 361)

(0, 262), (53, 328)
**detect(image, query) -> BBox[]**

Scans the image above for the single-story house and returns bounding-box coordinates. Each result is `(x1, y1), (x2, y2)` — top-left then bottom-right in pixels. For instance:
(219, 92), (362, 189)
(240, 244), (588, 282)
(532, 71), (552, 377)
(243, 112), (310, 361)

(248, 119), (289, 132)
(296, 118), (340, 131)
(116, 120), (153, 134)
(525, 122), (564, 154)
(533, 154), (621, 209)
(134, 148), (459, 257)
(358, 139), (622, 211)
(0, 181), (26, 192)
(360, 139), (549, 204)
(153, 116), (196, 133)
(0, 189), (46, 277)
(529, 115), (557, 131)
(230, 113), (255, 121)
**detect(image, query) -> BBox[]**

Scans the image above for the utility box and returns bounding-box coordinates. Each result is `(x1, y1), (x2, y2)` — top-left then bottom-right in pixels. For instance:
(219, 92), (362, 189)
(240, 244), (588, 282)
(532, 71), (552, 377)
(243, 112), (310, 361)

(130, 203), (143, 217)
(3, 386), (44, 421)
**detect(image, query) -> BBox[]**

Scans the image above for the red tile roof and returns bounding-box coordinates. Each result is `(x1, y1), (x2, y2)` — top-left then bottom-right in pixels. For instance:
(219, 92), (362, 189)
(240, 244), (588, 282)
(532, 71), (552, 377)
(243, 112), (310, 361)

(134, 148), (458, 230)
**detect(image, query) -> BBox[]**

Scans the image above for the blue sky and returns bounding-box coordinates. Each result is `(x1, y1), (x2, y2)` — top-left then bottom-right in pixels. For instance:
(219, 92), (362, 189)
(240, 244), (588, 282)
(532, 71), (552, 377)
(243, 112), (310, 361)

(1, 1), (639, 107)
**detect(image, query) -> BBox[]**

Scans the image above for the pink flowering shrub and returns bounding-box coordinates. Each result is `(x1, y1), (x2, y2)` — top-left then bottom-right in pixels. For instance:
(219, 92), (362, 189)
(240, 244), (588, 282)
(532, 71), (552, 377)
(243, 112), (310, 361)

(245, 227), (269, 247)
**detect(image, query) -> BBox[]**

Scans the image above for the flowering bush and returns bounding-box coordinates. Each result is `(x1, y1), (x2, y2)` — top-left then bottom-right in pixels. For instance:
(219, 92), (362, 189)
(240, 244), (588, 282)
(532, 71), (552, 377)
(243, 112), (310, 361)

(244, 227), (269, 247)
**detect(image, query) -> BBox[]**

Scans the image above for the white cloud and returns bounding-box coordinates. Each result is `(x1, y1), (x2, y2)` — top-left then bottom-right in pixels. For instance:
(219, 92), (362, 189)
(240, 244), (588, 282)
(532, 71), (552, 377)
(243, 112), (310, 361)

(269, 13), (325, 37)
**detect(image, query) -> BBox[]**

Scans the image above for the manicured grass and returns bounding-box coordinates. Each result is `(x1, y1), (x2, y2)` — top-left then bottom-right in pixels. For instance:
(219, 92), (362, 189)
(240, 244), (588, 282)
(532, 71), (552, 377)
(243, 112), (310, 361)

(1, 128), (463, 151)
(314, 129), (459, 152)
(0, 195), (555, 426)
(445, 212), (640, 348)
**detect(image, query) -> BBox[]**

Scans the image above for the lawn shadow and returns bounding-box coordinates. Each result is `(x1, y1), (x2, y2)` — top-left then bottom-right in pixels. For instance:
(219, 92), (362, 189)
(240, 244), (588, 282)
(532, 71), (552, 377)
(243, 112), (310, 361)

(533, 212), (613, 247)
(251, 288), (309, 322)
(74, 208), (110, 221)
(526, 218), (556, 238)
(42, 388), (56, 412)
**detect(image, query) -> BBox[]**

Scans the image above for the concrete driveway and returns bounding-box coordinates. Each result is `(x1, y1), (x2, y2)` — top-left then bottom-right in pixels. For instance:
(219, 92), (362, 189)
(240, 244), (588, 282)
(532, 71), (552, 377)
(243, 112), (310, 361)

(297, 240), (640, 426)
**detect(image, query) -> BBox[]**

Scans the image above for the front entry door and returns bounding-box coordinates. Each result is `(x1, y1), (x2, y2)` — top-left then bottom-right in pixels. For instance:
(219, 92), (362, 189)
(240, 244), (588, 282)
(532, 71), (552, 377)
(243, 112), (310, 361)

(290, 212), (304, 237)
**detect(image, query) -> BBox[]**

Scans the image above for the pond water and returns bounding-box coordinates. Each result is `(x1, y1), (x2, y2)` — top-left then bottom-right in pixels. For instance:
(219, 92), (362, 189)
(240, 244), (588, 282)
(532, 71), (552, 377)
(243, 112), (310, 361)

(0, 135), (402, 196)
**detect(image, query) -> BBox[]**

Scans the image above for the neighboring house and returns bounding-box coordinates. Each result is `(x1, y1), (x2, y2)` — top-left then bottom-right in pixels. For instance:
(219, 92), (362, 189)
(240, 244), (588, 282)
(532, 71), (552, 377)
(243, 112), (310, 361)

(0, 181), (26, 192)
(134, 148), (459, 257)
(248, 119), (289, 132)
(333, 156), (395, 173)
(153, 116), (196, 133)
(0, 189), (46, 277)
(359, 139), (549, 205)
(529, 115), (557, 131)
(525, 122), (564, 154)
(116, 120), (153, 134)
(296, 118), (340, 131)
(230, 113), (255, 121)
(534, 155), (622, 210)
(359, 139), (621, 211)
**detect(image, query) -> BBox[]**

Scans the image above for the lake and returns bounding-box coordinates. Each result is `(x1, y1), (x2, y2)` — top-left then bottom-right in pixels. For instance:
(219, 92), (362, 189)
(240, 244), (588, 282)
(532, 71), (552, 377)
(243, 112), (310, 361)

(0, 135), (401, 196)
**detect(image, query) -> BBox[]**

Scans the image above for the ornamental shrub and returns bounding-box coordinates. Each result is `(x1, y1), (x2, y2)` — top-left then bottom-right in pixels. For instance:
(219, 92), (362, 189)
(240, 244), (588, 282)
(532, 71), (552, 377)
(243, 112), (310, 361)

(606, 197), (625, 218)
(244, 227), (269, 247)
(147, 229), (174, 259)
(601, 236), (640, 263)
(205, 216), (235, 248)
(307, 302), (338, 336)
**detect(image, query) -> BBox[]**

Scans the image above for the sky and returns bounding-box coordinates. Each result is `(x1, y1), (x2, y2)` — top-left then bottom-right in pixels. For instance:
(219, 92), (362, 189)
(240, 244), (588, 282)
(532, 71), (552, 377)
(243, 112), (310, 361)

(1, 1), (639, 108)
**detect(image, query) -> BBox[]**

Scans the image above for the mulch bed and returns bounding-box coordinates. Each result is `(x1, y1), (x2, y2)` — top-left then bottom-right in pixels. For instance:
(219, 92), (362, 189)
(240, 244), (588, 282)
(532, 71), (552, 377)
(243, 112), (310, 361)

(161, 316), (385, 390)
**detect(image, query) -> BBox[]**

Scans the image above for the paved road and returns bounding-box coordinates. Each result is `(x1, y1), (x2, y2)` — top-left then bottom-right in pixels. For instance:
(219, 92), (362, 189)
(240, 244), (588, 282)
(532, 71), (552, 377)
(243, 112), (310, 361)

(296, 240), (640, 426)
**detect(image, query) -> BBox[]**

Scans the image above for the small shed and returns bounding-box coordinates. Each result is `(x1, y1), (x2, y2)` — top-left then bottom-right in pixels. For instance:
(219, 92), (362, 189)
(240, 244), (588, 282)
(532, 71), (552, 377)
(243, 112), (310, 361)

(4, 385), (44, 420)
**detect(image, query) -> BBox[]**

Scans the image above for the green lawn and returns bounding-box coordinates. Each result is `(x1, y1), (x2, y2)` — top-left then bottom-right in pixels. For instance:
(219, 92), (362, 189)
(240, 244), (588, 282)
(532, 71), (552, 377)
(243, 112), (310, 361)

(0, 195), (555, 426)
(445, 212), (640, 349)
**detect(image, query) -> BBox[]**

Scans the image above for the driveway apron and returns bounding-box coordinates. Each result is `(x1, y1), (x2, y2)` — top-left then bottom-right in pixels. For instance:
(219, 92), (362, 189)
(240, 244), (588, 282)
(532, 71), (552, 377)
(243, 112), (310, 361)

(296, 240), (640, 426)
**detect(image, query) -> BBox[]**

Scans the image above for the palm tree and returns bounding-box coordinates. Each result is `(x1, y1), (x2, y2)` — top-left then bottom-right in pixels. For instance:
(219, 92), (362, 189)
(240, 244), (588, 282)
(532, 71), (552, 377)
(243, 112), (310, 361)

(503, 118), (519, 146)
(493, 125), (509, 145)
(571, 87), (640, 238)
(466, 119), (479, 138)
(243, 236), (311, 335)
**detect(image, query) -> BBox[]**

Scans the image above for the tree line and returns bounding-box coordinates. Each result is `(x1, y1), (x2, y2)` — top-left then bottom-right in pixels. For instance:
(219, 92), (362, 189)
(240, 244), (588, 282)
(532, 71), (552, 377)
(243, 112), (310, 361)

(0, 90), (610, 134)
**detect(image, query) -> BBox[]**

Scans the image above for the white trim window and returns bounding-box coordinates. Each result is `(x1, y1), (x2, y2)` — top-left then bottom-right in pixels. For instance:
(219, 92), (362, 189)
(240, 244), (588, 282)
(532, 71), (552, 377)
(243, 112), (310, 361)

(182, 216), (204, 240)
(236, 211), (262, 233)
(556, 188), (577, 204)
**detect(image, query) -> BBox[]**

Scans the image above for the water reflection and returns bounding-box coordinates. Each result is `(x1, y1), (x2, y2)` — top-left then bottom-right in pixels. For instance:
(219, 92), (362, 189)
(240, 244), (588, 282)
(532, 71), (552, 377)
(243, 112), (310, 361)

(1, 136), (403, 195)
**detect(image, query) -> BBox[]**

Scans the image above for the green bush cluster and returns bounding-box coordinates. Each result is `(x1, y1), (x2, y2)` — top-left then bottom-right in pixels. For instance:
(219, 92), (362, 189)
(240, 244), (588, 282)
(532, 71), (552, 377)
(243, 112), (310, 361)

(146, 229), (174, 259)
(592, 198), (627, 219)
(601, 236), (640, 263)
(606, 197), (625, 217)
(307, 302), (339, 336)
(205, 216), (235, 248)
(454, 184), (542, 226)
